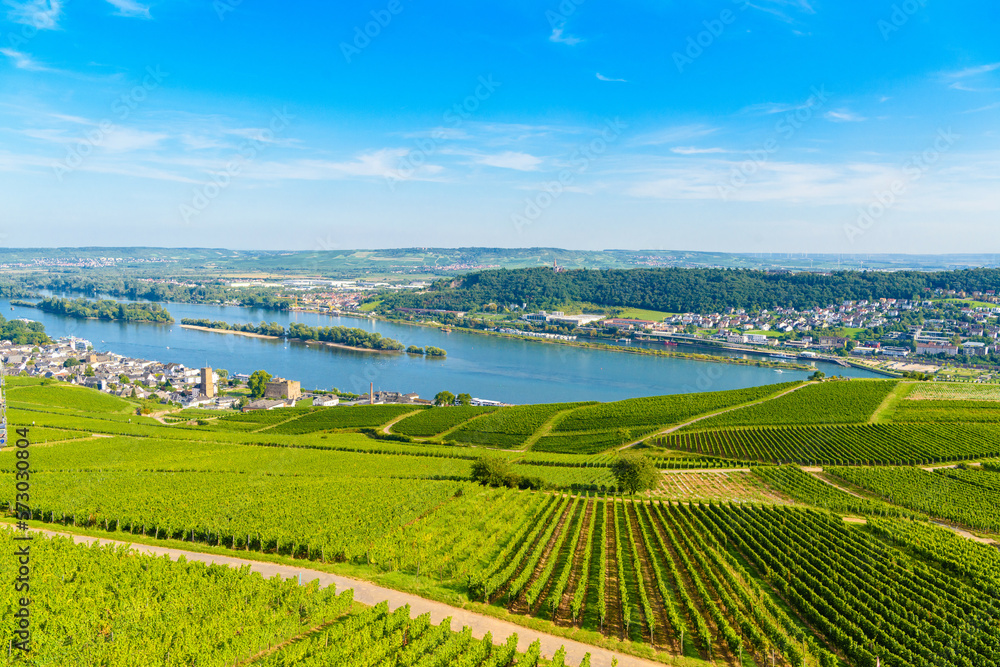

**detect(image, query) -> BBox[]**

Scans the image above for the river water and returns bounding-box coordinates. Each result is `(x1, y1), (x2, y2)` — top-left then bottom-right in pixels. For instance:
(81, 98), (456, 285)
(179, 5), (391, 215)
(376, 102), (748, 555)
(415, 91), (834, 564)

(3, 298), (881, 404)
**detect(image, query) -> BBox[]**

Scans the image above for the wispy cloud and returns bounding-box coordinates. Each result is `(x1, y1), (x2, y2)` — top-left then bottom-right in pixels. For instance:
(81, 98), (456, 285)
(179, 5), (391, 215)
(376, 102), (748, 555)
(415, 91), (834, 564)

(104, 0), (151, 19)
(549, 27), (582, 46)
(671, 146), (729, 155)
(5, 0), (63, 30)
(824, 109), (866, 123)
(596, 73), (627, 83)
(744, 0), (816, 24)
(947, 62), (1000, 79)
(0, 48), (53, 72)
(963, 102), (1000, 114)
(473, 151), (542, 171)
(631, 125), (718, 147)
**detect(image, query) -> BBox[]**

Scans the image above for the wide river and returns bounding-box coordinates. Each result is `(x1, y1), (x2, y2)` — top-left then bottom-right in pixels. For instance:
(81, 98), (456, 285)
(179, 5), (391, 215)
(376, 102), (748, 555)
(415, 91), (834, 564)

(3, 298), (882, 404)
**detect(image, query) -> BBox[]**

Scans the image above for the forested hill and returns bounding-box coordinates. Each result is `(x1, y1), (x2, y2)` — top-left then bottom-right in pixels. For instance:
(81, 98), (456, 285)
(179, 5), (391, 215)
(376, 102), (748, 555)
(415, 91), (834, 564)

(376, 267), (1000, 313)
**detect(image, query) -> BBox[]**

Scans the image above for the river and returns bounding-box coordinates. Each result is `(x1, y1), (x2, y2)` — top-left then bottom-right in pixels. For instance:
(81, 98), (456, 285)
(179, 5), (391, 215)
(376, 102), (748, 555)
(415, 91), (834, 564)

(3, 298), (882, 404)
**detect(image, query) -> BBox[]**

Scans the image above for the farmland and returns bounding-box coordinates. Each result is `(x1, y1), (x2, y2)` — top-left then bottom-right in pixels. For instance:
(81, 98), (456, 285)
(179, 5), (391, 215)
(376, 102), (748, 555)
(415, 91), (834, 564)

(0, 531), (584, 667)
(392, 405), (497, 437)
(552, 383), (800, 433)
(5, 377), (1000, 664)
(656, 423), (1000, 465)
(448, 402), (595, 449)
(827, 466), (1000, 533)
(681, 380), (896, 429)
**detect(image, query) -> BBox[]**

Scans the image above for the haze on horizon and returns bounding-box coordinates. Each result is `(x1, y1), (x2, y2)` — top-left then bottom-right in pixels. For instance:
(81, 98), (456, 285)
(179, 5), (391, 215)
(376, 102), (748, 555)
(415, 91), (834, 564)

(0, 1), (997, 254)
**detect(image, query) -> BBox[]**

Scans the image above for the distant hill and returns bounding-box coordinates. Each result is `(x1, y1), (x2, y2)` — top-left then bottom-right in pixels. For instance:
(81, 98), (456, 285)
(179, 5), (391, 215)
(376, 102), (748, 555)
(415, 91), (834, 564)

(2, 247), (1000, 278)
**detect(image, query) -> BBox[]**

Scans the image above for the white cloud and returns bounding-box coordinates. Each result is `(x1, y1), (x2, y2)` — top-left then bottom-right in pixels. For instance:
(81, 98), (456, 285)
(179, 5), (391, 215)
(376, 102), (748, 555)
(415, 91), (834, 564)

(671, 146), (729, 155)
(549, 27), (582, 46)
(5, 0), (63, 30)
(104, 0), (151, 19)
(947, 62), (1000, 79)
(474, 151), (542, 171)
(631, 125), (718, 147)
(824, 109), (866, 123)
(596, 73), (627, 83)
(0, 48), (51, 71)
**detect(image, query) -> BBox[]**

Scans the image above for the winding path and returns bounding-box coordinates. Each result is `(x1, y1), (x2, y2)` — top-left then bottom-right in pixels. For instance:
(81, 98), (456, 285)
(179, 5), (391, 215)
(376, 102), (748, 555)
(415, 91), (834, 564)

(620, 380), (814, 450)
(26, 527), (665, 667)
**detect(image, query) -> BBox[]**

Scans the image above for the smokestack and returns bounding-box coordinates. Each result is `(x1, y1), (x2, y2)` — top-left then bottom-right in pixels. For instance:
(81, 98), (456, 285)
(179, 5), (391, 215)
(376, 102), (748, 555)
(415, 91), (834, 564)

(370, 382), (374, 405)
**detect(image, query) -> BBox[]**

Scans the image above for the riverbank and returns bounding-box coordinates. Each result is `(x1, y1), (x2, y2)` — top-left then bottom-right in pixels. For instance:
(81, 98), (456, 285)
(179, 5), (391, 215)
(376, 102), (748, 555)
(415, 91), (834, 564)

(293, 338), (401, 355)
(181, 324), (279, 339)
(182, 326), (403, 354)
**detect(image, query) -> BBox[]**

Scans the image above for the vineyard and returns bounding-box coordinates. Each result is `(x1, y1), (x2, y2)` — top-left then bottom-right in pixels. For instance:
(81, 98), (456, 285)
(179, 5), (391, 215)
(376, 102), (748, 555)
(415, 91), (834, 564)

(7, 377), (1000, 665)
(253, 600), (588, 667)
(448, 402), (594, 449)
(552, 383), (800, 433)
(889, 399), (1000, 423)
(655, 471), (789, 504)
(391, 405), (497, 437)
(264, 404), (424, 434)
(656, 422), (1000, 465)
(751, 466), (915, 517)
(0, 530), (352, 665)
(370, 490), (1000, 665)
(681, 380), (897, 429)
(3, 472), (462, 562)
(828, 466), (1000, 533)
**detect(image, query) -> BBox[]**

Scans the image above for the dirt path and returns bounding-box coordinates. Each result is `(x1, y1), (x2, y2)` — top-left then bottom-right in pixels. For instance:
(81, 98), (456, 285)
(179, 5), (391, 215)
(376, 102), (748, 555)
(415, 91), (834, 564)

(382, 409), (423, 435)
(800, 467), (867, 499)
(24, 526), (664, 667)
(621, 381), (813, 449)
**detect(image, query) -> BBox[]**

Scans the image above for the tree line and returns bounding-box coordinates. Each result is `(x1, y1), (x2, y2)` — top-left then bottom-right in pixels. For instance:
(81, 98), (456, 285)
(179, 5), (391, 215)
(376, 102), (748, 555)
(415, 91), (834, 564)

(181, 318), (449, 354)
(32, 297), (174, 323)
(375, 266), (1000, 313)
(0, 315), (49, 345)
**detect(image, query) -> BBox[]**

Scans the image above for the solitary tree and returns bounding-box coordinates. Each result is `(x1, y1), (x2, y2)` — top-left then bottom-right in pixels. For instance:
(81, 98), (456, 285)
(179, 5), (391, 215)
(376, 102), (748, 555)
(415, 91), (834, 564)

(457, 393), (472, 406)
(434, 390), (455, 406)
(610, 452), (660, 495)
(248, 370), (272, 399)
(471, 456), (516, 488)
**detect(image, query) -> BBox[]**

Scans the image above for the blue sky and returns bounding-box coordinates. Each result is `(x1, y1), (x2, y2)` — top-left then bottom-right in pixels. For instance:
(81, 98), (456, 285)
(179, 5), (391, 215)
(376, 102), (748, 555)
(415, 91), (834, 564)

(0, 0), (998, 253)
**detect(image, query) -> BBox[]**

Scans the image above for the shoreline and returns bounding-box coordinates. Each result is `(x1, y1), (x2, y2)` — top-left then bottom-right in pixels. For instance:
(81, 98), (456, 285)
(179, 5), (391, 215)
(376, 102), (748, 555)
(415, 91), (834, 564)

(181, 325), (402, 354)
(180, 324), (280, 339)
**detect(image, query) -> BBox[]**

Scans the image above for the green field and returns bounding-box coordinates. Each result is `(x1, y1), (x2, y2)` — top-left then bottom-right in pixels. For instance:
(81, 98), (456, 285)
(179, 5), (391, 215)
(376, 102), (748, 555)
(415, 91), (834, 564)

(657, 423), (1000, 465)
(681, 380), (896, 429)
(553, 383), (800, 434)
(827, 466), (1000, 533)
(448, 402), (594, 449)
(391, 405), (497, 437)
(6, 377), (1000, 665)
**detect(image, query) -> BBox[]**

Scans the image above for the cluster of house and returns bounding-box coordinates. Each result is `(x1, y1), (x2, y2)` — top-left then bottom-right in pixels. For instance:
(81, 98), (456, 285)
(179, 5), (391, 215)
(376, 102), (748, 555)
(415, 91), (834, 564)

(515, 295), (1000, 362)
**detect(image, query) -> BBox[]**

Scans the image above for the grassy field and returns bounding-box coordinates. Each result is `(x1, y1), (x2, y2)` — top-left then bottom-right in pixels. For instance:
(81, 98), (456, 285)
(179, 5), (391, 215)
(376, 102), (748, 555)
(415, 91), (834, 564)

(682, 379), (896, 429)
(5, 378), (1000, 665)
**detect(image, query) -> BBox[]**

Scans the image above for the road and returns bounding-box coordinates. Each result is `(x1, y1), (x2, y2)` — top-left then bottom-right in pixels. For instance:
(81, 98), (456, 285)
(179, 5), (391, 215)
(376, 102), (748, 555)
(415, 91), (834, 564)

(26, 527), (666, 667)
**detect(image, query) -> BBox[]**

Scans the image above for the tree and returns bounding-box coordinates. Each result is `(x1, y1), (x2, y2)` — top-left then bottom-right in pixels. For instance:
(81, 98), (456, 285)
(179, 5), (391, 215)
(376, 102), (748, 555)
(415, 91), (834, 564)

(457, 393), (472, 406)
(216, 368), (229, 380)
(809, 370), (826, 381)
(119, 374), (131, 384)
(616, 427), (632, 445)
(610, 452), (660, 495)
(471, 456), (516, 487)
(63, 358), (79, 368)
(434, 390), (455, 406)
(248, 370), (272, 399)
(84, 365), (95, 377)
